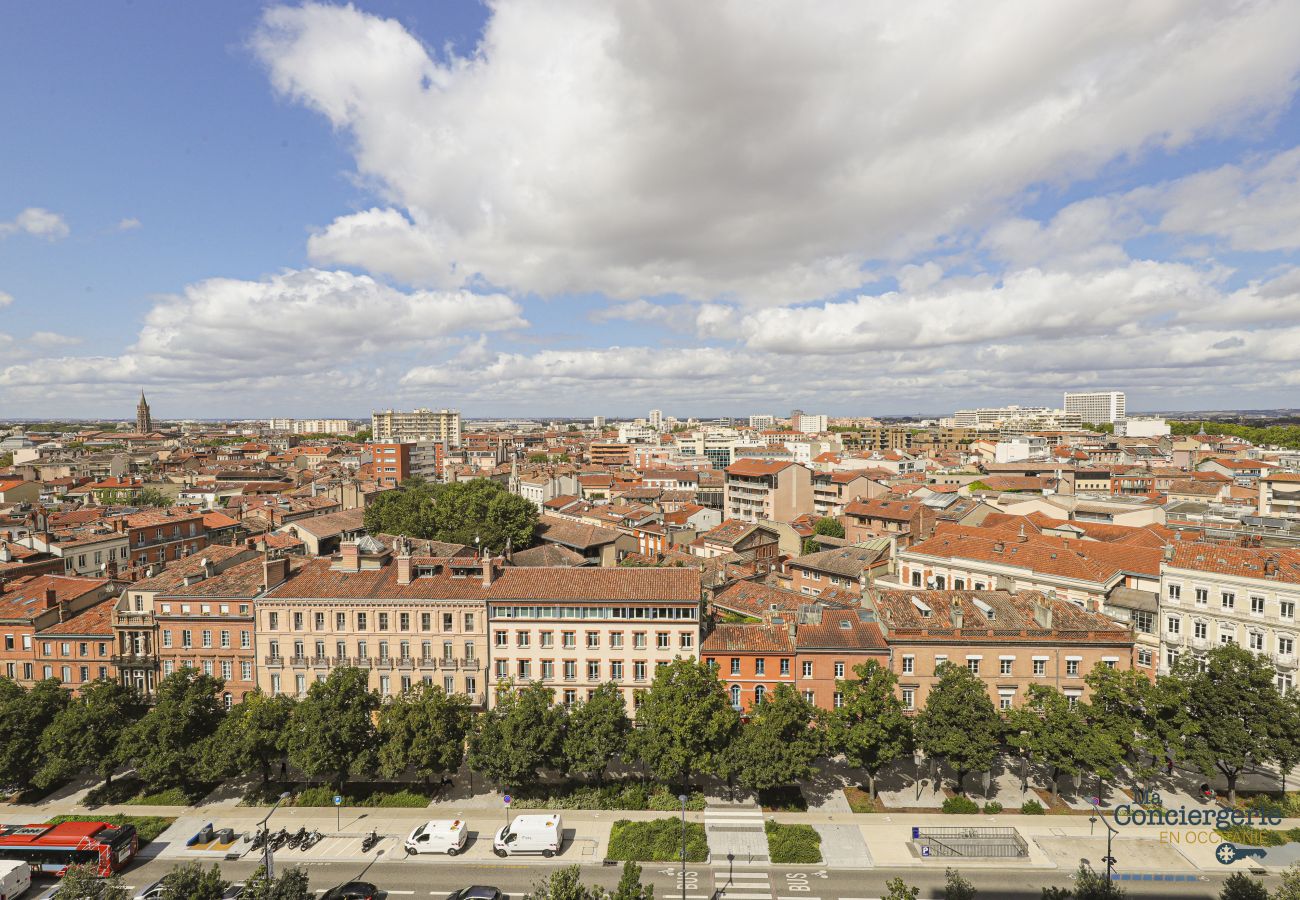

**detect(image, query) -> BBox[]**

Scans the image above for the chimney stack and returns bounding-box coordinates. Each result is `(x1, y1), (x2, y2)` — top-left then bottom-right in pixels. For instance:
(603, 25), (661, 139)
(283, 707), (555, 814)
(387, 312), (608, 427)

(396, 538), (413, 586)
(1162, 544), (1174, 563)
(44, 587), (59, 609)
(339, 541), (360, 573)
(263, 555), (290, 590)
(1033, 595), (1054, 629)
(482, 557), (497, 588)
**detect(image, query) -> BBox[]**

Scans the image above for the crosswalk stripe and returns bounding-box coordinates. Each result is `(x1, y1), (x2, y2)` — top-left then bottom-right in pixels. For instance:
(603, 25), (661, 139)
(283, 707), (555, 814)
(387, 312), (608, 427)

(713, 893), (771, 899)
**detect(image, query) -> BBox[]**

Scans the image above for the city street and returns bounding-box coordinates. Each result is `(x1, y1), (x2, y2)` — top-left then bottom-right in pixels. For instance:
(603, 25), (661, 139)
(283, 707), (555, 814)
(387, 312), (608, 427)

(95, 851), (1245, 900)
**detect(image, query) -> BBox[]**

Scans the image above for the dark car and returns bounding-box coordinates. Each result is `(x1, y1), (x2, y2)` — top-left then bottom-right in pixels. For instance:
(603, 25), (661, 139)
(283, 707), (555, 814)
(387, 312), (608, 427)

(321, 882), (381, 900)
(445, 888), (502, 900)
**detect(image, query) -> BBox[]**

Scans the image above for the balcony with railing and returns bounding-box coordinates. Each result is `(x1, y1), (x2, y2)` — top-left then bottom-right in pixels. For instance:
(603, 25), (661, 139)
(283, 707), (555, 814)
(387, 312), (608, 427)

(461, 657), (480, 671)
(418, 656), (437, 669)
(289, 654), (308, 667)
(112, 653), (158, 668)
(112, 610), (154, 627)
(311, 656), (330, 668)
(264, 655), (283, 667)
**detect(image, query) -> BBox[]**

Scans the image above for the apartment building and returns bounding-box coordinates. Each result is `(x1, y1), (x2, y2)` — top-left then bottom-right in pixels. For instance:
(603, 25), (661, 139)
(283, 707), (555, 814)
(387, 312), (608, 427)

(724, 459), (813, 523)
(1159, 542), (1300, 691)
(867, 588), (1135, 710)
(113, 546), (260, 697)
(841, 497), (936, 548)
(371, 441), (444, 489)
(589, 442), (632, 467)
(1063, 391), (1126, 425)
(19, 528), (130, 577)
(787, 543), (891, 598)
(258, 537), (488, 703)
(153, 556), (288, 706)
(0, 574), (115, 689)
(119, 509), (208, 578)
(1259, 473), (1300, 520)
(371, 408), (461, 447)
(486, 567), (700, 712)
(811, 470), (885, 516)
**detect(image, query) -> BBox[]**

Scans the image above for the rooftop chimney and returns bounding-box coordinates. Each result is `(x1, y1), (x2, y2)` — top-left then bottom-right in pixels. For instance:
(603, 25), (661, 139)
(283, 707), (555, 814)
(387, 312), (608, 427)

(263, 555), (290, 591)
(396, 538), (413, 586)
(1017, 524), (1028, 543)
(1033, 596), (1054, 630)
(1162, 544), (1174, 562)
(338, 541), (360, 573)
(482, 557), (497, 588)
(44, 587), (59, 609)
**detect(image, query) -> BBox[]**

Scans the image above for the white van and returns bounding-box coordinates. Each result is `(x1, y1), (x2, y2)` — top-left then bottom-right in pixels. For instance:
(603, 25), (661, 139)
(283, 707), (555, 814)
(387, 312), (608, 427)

(492, 814), (562, 858)
(404, 820), (468, 856)
(0, 860), (31, 900)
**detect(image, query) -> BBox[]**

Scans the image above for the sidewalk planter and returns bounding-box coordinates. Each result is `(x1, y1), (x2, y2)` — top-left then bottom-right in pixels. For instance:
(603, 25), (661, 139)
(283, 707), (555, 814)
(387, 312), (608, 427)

(941, 796), (980, 814)
(764, 820), (821, 864)
(606, 818), (707, 862)
(1020, 800), (1045, 815)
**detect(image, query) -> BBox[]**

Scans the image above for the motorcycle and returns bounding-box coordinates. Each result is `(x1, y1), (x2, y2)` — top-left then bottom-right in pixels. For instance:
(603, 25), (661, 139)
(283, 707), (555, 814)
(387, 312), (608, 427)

(251, 829), (268, 850)
(304, 830), (324, 849)
(360, 830), (379, 853)
(270, 828), (290, 850)
(287, 827), (308, 849)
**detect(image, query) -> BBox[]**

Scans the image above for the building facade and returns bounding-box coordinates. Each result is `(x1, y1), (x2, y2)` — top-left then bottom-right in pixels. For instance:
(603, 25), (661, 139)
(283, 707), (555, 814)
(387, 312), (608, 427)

(371, 408), (461, 447)
(1063, 391), (1126, 425)
(724, 460), (813, 523)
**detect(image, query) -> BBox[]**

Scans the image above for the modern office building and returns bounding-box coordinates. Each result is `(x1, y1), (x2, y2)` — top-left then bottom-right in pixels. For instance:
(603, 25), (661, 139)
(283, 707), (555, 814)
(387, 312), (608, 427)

(371, 408), (461, 446)
(1063, 391), (1126, 425)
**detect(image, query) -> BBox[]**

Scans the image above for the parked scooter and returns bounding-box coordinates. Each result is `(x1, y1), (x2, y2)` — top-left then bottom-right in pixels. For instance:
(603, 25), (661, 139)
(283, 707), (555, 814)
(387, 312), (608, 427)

(270, 828), (290, 850)
(360, 830), (380, 852)
(303, 830), (324, 849)
(287, 827), (308, 849)
(251, 829), (268, 850)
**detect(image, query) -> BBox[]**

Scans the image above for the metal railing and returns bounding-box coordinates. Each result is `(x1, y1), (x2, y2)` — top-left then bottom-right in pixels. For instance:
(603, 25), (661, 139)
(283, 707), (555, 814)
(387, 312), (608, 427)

(913, 827), (1028, 858)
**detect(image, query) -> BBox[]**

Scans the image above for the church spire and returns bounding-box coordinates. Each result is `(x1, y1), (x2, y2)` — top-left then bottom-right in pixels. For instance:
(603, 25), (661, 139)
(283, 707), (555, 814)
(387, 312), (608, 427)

(136, 389), (152, 434)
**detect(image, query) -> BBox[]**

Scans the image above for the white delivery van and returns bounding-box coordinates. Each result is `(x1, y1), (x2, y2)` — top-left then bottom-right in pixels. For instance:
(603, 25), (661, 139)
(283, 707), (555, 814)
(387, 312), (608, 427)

(404, 819), (468, 856)
(492, 814), (562, 858)
(0, 860), (31, 900)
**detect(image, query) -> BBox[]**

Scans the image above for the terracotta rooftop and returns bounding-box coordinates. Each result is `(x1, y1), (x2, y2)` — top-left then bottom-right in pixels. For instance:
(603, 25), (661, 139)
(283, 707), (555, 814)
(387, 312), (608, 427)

(0, 575), (108, 621)
(869, 588), (1129, 640)
(702, 623), (793, 654)
(1164, 542), (1300, 582)
(797, 609), (888, 651)
(37, 597), (115, 636)
(726, 459), (797, 477)
(905, 523), (1161, 582)
(535, 517), (622, 550)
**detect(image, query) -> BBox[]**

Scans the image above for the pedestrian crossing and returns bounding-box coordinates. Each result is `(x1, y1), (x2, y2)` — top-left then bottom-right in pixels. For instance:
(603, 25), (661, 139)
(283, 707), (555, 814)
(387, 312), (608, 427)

(703, 803), (770, 865)
(712, 866), (773, 900)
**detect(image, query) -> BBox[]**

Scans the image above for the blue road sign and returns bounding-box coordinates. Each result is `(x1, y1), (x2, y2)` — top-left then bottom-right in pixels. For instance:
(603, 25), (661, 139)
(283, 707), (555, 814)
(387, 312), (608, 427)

(333, 795), (342, 806)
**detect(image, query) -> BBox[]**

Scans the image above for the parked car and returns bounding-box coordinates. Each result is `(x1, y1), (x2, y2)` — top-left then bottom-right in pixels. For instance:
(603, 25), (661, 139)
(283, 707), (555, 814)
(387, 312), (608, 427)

(133, 880), (165, 900)
(320, 882), (380, 900)
(444, 888), (501, 900)
(405, 820), (468, 856)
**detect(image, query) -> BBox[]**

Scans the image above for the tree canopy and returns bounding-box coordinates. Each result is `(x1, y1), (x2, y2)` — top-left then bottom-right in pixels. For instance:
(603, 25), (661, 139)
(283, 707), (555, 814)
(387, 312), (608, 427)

(377, 682), (473, 784)
(206, 690), (296, 784)
(561, 682), (631, 781)
(468, 681), (566, 788)
(0, 678), (70, 792)
(830, 661), (913, 799)
(629, 659), (739, 786)
(724, 684), (823, 792)
(363, 478), (538, 551)
(37, 678), (143, 788)
(286, 667), (379, 790)
(914, 663), (1001, 793)
(124, 668), (225, 788)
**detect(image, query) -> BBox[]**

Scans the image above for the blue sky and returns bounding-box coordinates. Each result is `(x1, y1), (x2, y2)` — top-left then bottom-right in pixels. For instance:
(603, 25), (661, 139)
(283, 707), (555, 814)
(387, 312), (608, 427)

(3, 1), (1300, 419)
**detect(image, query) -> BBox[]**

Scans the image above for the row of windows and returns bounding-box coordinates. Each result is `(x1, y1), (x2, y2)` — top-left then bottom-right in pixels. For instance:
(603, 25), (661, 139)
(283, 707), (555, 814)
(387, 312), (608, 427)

(493, 658), (659, 682)
(493, 630), (692, 651)
(161, 658), (252, 681)
(153, 601), (251, 616)
(490, 606), (696, 620)
(270, 671), (478, 697)
(1164, 616), (1296, 654)
(73, 546), (129, 568)
(163, 629), (252, 650)
(134, 523), (200, 544)
(4, 636), (110, 658)
(268, 638), (477, 661)
(908, 571), (988, 591)
(267, 610), (477, 633)
(705, 658), (844, 678)
(1167, 583), (1297, 618)
(4, 662), (109, 683)
(899, 655), (1116, 677)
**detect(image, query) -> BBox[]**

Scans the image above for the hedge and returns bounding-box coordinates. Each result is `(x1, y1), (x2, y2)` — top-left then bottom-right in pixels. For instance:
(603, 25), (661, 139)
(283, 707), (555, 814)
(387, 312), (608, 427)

(765, 820), (821, 864)
(294, 786), (430, 808)
(607, 818), (708, 862)
(942, 796), (980, 814)
(512, 783), (707, 811)
(1021, 800), (1045, 815)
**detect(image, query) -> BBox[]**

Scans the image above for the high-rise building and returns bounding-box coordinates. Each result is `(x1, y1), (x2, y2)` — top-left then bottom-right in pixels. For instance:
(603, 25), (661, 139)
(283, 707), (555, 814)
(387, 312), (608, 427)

(1063, 391), (1126, 425)
(592, 415), (606, 429)
(136, 390), (152, 434)
(648, 409), (663, 430)
(749, 414), (775, 429)
(794, 413), (828, 434)
(371, 408), (461, 446)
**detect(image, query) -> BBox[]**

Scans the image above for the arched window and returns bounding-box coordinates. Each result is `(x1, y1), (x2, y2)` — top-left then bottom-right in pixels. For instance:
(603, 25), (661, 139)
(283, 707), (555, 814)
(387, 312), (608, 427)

(754, 685), (766, 703)
(729, 685), (741, 708)
(222, 692), (233, 710)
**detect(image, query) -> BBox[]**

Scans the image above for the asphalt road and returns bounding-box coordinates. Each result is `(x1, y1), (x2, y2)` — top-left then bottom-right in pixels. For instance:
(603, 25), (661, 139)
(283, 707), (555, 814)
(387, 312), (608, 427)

(84, 853), (1255, 900)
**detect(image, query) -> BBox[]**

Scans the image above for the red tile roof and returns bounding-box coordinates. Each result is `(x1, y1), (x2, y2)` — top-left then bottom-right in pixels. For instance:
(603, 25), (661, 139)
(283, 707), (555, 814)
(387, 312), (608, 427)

(1164, 542), (1300, 582)
(906, 523), (1161, 582)
(726, 459), (796, 477)
(702, 623), (793, 654)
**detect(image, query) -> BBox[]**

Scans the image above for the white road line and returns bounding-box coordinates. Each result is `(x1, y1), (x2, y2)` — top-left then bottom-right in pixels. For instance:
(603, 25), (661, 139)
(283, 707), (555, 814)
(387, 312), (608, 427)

(777, 896), (821, 900)
(387, 891), (415, 895)
(714, 892), (772, 899)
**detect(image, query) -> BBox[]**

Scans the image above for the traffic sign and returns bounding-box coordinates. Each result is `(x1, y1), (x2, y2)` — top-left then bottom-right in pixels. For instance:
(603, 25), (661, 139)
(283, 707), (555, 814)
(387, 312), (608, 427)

(504, 794), (512, 806)
(333, 795), (343, 806)
(921, 846), (931, 857)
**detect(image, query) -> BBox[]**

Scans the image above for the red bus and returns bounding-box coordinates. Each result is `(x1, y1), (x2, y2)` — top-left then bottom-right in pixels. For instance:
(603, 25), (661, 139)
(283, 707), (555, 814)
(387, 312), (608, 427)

(0, 821), (138, 876)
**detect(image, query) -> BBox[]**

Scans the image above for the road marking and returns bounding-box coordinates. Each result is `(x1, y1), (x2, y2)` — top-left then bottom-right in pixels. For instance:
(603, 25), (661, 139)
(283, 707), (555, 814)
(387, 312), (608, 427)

(777, 896), (820, 900)
(714, 893), (772, 899)
(387, 892), (415, 895)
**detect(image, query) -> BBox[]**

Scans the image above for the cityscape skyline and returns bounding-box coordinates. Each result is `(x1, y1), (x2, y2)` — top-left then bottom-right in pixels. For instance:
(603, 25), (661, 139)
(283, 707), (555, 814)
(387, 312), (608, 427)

(3, 2), (1300, 417)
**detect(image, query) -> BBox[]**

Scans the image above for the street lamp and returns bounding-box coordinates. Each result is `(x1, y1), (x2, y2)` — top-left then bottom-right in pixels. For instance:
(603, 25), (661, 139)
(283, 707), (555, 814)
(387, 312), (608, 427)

(914, 750), (924, 802)
(678, 793), (688, 900)
(1090, 797), (1117, 883)
(259, 791), (292, 880)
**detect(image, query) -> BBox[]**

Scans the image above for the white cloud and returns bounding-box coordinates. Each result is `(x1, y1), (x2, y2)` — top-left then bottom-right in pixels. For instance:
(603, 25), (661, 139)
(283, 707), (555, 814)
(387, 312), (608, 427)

(255, 0), (1300, 304)
(28, 332), (82, 348)
(0, 291), (12, 308)
(0, 207), (70, 241)
(1, 269), (526, 392)
(116, 217), (143, 232)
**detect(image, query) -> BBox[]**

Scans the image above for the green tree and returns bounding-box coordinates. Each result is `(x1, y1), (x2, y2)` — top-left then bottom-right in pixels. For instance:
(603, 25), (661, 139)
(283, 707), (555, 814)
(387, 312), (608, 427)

(813, 517), (845, 538)
(914, 663), (1000, 793)
(1173, 644), (1282, 804)
(363, 478), (437, 537)
(136, 488), (172, 507)
(36, 678), (144, 788)
(353, 428), (373, 442)
(829, 661), (913, 799)
(1083, 665), (1162, 791)
(287, 667), (378, 790)
(159, 862), (229, 900)
(1007, 685), (1122, 804)
(124, 668), (224, 788)
(610, 861), (652, 900)
(206, 690), (296, 784)
(53, 863), (129, 900)
(1040, 863), (1125, 898)
(1274, 862), (1300, 900)
(562, 682), (631, 782)
(241, 865), (312, 900)
(377, 683), (473, 785)
(1219, 873), (1268, 900)
(429, 479), (538, 551)
(524, 864), (603, 900)
(724, 684), (823, 792)
(883, 878), (920, 900)
(944, 868), (977, 900)
(629, 659), (740, 787)
(468, 681), (565, 788)
(1270, 692), (1300, 793)
(0, 677), (69, 792)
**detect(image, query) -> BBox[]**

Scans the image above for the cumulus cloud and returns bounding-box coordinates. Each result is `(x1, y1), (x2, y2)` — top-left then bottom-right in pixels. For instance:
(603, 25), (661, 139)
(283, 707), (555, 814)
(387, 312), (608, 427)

(254, 0), (1300, 304)
(1, 269), (526, 393)
(0, 291), (12, 308)
(0, 207), (70, 240)
(116, 217), (142, 232)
